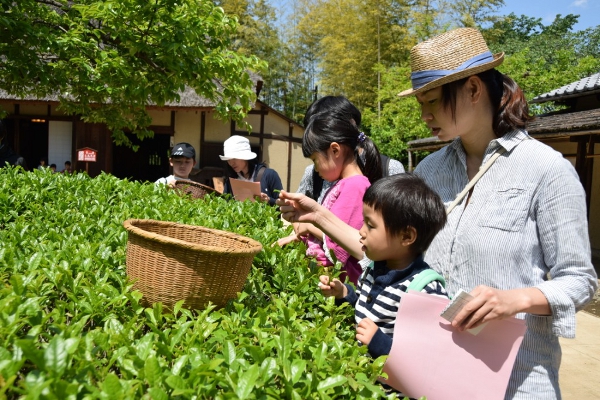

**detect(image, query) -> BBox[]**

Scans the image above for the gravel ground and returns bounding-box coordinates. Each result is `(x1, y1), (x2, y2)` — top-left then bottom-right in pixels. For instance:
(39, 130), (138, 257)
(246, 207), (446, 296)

(583, 281), (600, 318)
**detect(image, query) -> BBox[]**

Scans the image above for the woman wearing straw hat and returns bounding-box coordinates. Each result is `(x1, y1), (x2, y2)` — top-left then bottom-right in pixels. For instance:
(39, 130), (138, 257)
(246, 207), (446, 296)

(220, 135), (283, 206)
(276, 28), (597, 399)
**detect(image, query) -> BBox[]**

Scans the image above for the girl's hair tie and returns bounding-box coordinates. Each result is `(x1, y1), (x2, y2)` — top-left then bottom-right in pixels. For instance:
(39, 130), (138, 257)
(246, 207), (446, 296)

(357, 131), (367, 143)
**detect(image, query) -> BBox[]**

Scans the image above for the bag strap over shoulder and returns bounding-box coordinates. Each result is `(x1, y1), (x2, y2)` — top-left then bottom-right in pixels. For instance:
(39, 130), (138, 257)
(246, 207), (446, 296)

(407, 269), (446, 292)
(254, 165), (266, 183)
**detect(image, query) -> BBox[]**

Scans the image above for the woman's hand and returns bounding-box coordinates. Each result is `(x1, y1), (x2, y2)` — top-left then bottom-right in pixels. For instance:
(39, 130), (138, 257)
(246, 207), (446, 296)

(276, 191), (320, 225)
(452, 286), (551, 331)
(256, 193), (270, 203)
(356, 318), (379, 346)
(317, 275), (347, 299)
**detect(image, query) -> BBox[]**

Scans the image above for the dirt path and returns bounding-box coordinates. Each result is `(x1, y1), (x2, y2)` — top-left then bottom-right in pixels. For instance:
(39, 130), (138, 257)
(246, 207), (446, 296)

(583, 282), (600, 317)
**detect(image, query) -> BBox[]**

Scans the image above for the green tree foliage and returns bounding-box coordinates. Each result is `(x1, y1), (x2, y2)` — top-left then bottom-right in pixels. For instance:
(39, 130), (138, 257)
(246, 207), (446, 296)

(295, 0), (413, 110)
(362, 64), (431, 168)
(443, 0), (505, 28)
(0, 0), (264, 145)
(486, 13), (600, 113)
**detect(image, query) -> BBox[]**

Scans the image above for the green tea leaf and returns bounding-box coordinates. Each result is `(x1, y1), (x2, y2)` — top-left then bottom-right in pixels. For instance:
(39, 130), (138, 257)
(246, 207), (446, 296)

(317, 375), (347, 392)
(236, 364), (259, 399)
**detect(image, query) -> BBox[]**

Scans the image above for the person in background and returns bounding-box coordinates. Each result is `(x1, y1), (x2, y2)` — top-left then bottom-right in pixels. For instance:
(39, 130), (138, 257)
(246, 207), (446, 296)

(220, 135), (283, 206)
(37, 158), (48, 169)
(279, 96), (404, 248)
(50, 164), (57, 173)
(277, 28), (598, 399)
(0, 120), (27, 169)
(295, 110), (383, 285)
(62, 161), (72, 174)
(297, 96), (404, 203)
(155, 142), (197, 186)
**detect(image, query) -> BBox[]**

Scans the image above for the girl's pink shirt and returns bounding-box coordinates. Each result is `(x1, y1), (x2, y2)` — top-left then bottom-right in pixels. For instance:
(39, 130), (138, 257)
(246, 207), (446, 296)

(305, 175), (370, 284)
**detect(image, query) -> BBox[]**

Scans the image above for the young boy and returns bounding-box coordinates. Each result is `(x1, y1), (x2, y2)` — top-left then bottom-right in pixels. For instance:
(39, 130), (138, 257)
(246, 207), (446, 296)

(155, 142), (196, 186)
(318, 173), (448, 359)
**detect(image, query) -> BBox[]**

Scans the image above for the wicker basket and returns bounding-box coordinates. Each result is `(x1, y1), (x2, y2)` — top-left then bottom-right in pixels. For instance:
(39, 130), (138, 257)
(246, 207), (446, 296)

(123, 219), (262, 310)
(173, 180), (219, 200)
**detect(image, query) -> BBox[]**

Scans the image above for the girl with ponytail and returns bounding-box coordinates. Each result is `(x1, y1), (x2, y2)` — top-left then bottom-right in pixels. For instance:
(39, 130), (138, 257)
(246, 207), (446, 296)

(298, 110), (382, 284)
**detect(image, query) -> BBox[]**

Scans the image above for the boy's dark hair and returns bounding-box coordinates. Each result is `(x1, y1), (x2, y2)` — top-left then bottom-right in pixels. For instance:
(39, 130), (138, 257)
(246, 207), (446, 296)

(363, 173), (446, 254)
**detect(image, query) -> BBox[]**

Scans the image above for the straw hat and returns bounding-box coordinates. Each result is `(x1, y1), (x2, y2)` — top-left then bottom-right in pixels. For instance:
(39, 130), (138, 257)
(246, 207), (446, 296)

(398, 28), (504, 97)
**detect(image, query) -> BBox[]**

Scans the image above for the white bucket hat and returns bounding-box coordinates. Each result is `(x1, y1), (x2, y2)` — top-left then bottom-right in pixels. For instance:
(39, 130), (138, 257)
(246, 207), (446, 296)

(219, 135), (257, 161)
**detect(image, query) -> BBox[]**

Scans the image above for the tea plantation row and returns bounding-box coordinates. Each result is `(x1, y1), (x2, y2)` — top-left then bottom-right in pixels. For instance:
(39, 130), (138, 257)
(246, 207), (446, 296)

(0, 168), (394, 399)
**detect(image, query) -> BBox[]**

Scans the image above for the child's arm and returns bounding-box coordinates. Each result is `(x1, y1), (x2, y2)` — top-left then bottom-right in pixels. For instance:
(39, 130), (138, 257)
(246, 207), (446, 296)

(357, 318), (392, 358)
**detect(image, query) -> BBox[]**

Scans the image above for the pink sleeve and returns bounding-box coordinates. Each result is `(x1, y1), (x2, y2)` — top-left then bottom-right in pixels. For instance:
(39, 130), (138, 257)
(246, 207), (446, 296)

(323, 175), (370, 265)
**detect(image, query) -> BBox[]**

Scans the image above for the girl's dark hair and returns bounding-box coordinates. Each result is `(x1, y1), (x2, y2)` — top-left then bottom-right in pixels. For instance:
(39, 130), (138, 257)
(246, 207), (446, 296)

(302, 113), (382, 184)
(442, 69), (532, 137)
(224, 159), (258, 179)
(303, 96), (361, 128)
(363, 173), (447, 254)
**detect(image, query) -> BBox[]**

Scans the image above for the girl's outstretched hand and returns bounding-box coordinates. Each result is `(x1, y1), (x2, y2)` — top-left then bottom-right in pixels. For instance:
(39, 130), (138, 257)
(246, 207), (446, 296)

(276, 191), (320, 225)
(317, 275), (347, 299)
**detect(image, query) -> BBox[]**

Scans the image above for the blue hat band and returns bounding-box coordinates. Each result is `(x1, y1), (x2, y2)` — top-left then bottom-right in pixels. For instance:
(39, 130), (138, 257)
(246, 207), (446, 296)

(410, 51), (494, 90)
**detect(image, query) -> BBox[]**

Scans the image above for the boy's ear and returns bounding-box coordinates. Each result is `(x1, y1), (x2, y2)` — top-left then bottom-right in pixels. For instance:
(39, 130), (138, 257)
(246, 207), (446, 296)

(400, 226), (417, 247)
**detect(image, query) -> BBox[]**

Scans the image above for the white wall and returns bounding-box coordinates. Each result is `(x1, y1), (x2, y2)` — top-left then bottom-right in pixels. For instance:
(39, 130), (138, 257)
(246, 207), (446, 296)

(48, 121), (72, 169)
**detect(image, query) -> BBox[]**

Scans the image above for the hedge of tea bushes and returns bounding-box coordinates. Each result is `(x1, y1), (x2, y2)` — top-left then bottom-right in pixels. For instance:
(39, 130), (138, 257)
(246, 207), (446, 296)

(0, 167), (396, 399)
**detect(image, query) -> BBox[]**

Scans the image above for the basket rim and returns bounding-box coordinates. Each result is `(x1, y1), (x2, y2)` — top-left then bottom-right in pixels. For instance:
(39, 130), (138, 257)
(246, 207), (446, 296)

(123, 219), (263, 255)
(174, 180), (218, 193)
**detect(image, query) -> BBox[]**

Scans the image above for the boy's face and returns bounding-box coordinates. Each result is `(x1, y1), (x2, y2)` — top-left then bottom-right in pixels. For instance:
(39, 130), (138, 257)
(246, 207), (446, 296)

(170, 157), (196, 179)
(359, 204), (409, 269)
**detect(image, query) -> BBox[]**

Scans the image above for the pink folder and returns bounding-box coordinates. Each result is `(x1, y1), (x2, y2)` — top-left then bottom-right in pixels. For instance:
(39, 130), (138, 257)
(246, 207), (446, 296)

(229, 178), (261, 201)
(380, 291), (526, 400)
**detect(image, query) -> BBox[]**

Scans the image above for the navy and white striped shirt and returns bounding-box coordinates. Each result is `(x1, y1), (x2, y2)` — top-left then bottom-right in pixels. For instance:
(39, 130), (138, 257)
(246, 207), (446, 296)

(339, 255), (447, 358)
(415, 129), (598, 400)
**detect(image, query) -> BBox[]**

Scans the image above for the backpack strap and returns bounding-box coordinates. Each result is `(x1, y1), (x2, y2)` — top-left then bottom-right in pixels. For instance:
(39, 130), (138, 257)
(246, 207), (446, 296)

(407, 269), (446, 292)
(380, 154), (390, 177)
(311, 168), (324, 201)
(254, 164), (266, 183)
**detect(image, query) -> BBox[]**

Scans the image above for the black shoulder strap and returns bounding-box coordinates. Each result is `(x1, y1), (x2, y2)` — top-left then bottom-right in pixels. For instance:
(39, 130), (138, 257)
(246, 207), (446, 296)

(311, 168), (324, 201)
(380, 154), (390, 177)
(254, 165), (266, 183)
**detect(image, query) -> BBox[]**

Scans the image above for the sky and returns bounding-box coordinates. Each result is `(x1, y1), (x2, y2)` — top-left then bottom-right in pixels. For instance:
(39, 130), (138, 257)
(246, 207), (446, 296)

(499, 0), (600, 31)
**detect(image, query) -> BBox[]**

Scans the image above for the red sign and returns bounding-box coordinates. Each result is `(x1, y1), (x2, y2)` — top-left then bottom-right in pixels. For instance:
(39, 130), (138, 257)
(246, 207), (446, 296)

(77, 147), (97, 162)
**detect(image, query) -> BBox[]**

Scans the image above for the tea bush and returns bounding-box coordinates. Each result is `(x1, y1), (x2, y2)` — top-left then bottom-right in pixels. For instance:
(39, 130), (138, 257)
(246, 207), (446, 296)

(0, 168), (394, 399)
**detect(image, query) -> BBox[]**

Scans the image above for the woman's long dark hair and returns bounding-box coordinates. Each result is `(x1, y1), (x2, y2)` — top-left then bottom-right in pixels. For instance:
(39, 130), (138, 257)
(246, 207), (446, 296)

(302, 112), (382, 184)
(442, 69), (532, 137)
(224, 159), (259, 179)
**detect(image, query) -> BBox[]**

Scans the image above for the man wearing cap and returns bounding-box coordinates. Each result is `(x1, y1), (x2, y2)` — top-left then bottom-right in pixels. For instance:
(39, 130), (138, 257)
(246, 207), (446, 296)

(220, 135), (283, 205)
(155, 142), (197, 186)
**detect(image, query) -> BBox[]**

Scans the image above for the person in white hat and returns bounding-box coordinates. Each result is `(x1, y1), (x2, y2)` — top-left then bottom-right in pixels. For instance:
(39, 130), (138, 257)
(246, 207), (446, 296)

(276, 28), (596, 399)
(220, 135), (282, 205)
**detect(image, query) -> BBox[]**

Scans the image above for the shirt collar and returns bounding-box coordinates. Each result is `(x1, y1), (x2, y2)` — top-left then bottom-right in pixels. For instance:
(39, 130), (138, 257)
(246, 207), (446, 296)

(448, 129), (530, 161)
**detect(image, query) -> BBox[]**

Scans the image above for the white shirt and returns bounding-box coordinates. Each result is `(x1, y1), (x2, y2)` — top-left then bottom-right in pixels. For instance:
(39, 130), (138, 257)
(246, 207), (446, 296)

(415, 129), (597, 399)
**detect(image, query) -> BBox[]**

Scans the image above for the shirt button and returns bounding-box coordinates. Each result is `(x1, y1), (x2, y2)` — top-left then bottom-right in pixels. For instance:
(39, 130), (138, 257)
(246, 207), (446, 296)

(367, 295), (373, 303)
